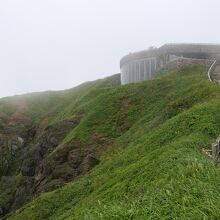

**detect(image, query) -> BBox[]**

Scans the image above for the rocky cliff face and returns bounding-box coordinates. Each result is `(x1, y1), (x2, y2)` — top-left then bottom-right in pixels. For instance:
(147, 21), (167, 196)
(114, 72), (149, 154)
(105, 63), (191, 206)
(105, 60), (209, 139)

(0, 106), (34, 218)
(0, 113), (83, 219)
(0, 74), (121, 219)
(0, 113), (106, 218)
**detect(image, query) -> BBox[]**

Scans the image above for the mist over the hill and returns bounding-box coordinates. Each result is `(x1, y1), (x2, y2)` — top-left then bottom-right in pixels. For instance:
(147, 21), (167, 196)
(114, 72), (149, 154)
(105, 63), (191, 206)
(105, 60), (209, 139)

(0, 0), (220, 97)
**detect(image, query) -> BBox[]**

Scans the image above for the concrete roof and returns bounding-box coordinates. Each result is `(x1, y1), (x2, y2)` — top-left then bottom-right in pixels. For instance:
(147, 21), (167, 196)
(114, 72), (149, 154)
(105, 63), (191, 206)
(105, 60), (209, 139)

(120, 43), (220, 67)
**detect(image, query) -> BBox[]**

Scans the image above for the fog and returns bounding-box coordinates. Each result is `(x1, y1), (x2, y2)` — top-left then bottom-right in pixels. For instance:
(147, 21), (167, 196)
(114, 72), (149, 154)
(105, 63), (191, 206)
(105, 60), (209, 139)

(0, 0), (220, 97)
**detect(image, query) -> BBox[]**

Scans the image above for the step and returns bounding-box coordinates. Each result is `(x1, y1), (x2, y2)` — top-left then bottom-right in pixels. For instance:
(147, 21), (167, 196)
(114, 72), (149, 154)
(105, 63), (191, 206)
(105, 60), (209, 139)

(212, 73), (220, 77)
(212, 76), (220, 80)
(214, 66), (220, 72)
(210, 62), (220, 83)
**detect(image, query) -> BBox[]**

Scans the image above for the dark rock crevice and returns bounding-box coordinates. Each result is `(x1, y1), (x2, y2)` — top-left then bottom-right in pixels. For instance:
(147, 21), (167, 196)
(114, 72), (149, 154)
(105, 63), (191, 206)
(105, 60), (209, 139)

(0, 111), (112, 218)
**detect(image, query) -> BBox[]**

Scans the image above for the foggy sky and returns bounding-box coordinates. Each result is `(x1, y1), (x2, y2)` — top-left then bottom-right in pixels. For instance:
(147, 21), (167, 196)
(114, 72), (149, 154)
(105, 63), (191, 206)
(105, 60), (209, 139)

(0, 0), (220, 98)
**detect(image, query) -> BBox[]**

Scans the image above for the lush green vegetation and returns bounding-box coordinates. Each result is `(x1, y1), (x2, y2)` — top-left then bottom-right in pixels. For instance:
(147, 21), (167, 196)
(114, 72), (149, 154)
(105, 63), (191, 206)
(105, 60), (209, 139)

(0, 175), (22, 217)
(0, 104), (15, 116)
(7, 65), (220, 219)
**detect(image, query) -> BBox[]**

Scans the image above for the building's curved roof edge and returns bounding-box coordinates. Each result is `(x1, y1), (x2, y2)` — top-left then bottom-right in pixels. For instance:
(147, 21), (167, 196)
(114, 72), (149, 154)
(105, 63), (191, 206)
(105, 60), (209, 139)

(120, 48), (159, 67)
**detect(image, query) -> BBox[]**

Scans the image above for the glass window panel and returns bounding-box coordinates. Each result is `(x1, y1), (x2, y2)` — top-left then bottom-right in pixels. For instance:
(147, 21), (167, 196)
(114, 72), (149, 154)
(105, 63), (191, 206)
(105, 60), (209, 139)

(140, 60), (144, 80)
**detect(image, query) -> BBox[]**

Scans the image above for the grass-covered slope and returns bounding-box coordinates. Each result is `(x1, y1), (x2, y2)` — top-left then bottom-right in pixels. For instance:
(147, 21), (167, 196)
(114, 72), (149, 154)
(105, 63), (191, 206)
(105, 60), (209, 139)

(8, 65), (220, 219)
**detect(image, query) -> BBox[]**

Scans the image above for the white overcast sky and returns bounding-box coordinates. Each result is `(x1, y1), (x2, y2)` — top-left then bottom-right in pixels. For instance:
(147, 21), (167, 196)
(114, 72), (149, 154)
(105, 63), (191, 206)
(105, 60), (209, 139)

(0, 0), (220, 97)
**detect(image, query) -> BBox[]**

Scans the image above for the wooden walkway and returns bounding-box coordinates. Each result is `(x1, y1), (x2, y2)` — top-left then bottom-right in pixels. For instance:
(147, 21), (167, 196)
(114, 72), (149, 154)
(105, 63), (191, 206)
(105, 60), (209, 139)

(203, 63), (220, 162)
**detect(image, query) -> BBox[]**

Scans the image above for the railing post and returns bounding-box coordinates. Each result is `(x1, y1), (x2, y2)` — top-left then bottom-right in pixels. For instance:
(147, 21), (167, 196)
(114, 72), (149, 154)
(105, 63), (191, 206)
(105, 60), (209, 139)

(212, 143), (217, 158)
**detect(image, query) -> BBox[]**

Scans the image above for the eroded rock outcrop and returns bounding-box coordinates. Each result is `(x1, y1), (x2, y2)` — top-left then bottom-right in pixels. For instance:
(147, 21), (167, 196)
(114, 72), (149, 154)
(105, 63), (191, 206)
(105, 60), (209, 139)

(2, 114), (111, 217)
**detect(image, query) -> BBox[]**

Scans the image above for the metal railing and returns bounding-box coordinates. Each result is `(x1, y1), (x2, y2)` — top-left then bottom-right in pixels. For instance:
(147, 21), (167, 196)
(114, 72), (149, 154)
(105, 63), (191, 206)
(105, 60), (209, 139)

(208, 60), (217, 82)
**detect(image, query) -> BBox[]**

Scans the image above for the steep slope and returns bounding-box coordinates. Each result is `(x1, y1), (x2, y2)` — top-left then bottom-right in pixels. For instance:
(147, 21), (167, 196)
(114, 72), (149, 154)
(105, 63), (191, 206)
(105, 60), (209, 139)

(2, 66), (220, 220)
(2, 65), (220, 219)
(0, 75), (121, 217)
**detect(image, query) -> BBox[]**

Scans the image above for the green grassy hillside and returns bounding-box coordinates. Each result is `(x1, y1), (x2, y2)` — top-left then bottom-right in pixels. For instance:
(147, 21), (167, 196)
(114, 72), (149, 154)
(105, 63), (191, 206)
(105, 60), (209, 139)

(5, 65), (220, 219)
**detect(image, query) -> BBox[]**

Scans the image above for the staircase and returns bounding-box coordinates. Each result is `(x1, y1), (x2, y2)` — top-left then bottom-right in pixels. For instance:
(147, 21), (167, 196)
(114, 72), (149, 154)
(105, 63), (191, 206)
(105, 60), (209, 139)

(203, 62), (220, 163)
(209, 60), (220, 83)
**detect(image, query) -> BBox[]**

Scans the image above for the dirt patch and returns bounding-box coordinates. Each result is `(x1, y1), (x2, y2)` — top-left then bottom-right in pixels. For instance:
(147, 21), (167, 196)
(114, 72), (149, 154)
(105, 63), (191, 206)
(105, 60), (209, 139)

(116, 96), (131, 133)
(35, 117), (49, 138)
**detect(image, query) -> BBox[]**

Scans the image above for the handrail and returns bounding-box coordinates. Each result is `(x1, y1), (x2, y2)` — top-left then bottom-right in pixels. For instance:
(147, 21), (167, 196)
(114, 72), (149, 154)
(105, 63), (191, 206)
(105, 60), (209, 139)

(208, 60), (217, 82)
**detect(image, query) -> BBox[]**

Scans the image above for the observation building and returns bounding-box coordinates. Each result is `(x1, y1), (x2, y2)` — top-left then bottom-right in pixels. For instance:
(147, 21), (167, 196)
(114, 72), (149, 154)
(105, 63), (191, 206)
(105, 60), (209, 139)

(120, 43), (220, 85)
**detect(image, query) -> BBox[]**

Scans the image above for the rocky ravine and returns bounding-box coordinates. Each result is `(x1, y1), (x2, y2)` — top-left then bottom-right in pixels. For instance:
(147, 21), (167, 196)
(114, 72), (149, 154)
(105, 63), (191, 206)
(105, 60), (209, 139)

(0, 109), (109, 219)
